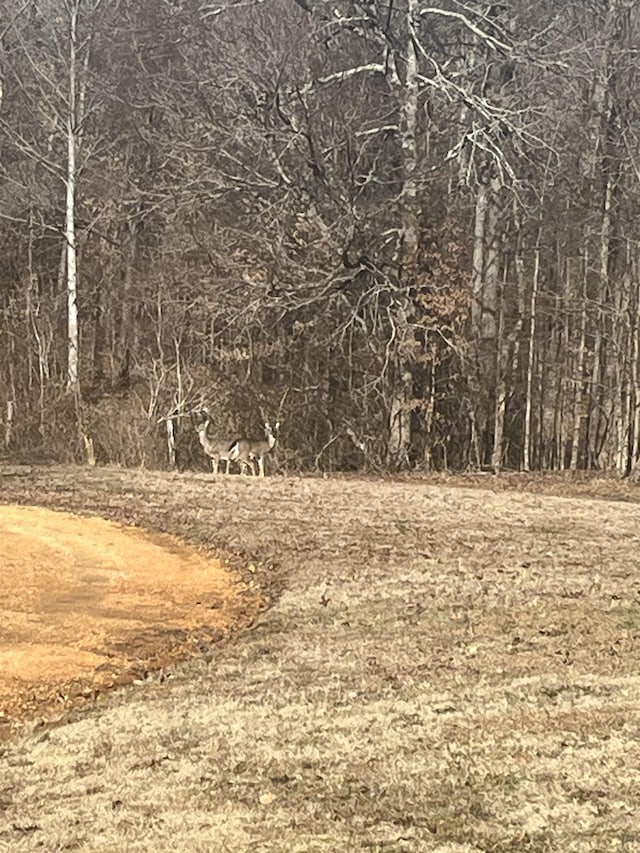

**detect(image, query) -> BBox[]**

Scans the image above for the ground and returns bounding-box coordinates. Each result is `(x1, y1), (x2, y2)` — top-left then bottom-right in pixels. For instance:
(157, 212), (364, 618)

(1, 465), (640, 852)
(0, 505), (260, 724)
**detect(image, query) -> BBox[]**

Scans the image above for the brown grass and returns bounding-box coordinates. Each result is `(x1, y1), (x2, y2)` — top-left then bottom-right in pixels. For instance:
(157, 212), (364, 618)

(1, 466), (640, 851)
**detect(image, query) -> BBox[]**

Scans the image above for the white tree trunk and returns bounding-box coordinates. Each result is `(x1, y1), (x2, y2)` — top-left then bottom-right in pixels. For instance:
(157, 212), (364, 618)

(66, 2), (80, 395)
(4, 400), (15, 450)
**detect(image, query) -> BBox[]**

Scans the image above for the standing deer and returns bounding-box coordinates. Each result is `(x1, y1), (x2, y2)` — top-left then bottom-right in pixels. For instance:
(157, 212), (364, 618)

(195, 419), (239, 475)
(231, 422), (279, 477)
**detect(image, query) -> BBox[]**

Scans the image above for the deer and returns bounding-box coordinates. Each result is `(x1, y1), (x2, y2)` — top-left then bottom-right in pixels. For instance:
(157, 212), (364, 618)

(195, 419), (240, 475)
(230, 421), (279, 477)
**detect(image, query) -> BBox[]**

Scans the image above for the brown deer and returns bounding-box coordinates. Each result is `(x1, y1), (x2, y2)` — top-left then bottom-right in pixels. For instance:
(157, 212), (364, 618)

(195, 419), (239, 475)
(230, 422), (279, 477)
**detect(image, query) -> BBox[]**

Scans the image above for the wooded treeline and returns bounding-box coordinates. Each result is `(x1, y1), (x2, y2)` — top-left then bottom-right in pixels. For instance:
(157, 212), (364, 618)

(2, 0), (640, 474)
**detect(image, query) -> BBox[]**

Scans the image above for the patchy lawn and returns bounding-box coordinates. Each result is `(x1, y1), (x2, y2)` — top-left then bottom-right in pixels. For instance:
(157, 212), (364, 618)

(1, 466), (640, 852)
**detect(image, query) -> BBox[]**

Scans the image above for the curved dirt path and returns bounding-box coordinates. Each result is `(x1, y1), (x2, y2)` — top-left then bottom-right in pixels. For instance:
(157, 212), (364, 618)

(0, 505), (257, 728)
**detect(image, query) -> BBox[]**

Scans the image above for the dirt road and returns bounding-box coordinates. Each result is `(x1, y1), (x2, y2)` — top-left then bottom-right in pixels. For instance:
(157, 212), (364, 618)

(0, 504), (260, 727)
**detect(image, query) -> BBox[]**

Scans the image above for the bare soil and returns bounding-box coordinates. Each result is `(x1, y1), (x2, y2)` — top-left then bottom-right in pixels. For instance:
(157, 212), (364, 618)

(0, 505), (259, 726)
(1, 465), (640, 852)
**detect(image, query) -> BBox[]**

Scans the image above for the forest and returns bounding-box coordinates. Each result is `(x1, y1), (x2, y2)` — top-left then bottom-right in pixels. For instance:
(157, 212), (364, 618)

(1, 0), (639, 475)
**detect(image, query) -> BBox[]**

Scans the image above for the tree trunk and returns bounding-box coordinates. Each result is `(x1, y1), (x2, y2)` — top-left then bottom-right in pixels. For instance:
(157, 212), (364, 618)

(588, 175), (613, 467)
(631, 254), (640, 475)
(523, 240), (541, 471)
(570, 253), (588, 470)
(470, 171), (500, 467)
(66, 2), (80, 395)
(387, 0), (419, 467)
(552, 284), (566, 471)
(492, 255), (521, 473)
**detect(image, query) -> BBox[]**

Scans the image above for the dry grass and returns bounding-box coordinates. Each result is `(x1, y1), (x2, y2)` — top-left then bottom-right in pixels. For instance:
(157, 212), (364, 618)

(1, 466), (640, 851)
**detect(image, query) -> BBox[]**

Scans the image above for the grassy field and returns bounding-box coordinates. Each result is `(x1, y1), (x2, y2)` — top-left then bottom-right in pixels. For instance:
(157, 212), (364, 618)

(1, 466), (640, 851)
